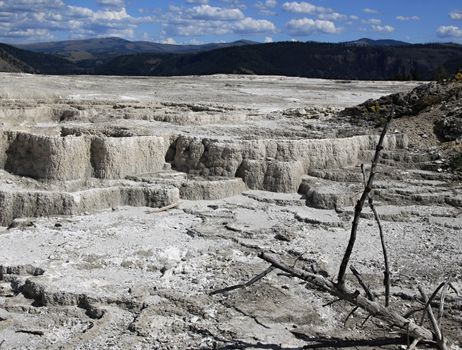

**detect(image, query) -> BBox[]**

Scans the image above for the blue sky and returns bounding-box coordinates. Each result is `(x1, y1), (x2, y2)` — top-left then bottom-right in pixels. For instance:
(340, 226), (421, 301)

(0, 0), (461, 44)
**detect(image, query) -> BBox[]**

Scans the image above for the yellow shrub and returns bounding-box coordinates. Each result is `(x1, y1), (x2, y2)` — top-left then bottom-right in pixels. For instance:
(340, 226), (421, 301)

(369, 102), (380, 113)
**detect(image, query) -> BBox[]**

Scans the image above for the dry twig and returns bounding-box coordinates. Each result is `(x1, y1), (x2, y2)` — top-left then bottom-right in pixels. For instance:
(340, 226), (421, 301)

(350, 266), (374, 301)
(150, 201), (181, 213)
(209, 266), (275, 295)
(418, 287), (447, 350)
(407, 337), (421, 350)
(367, 195), (391, 306)
(15, 329), (44, 336)
(337, 106), (394, 289)
(438, 284), (449, 327)
(419, 282), (446, 327)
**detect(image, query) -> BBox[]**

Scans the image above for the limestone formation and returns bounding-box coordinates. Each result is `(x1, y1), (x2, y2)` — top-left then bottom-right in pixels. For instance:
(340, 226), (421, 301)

(0, 74), (460, 349)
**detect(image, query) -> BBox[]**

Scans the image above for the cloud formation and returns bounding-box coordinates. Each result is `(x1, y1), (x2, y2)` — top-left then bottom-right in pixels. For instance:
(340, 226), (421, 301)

(437, 25), (462, 37)
(190, 5), (244, 21)
(286, 17), (339, 35)
(0, 0), (153, 42)
(0, 0), (451, 44)
(282, 1), (331, 14)
(371, 24), (394, 33)
(162, 4), (275, 37)
(362, 8), (378, 14)
(396, 15), (419, 21)
(449, 10), (462, 20)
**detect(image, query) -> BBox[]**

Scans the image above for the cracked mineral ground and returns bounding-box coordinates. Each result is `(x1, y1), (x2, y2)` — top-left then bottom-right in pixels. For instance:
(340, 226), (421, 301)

(0, 74), (460, 350)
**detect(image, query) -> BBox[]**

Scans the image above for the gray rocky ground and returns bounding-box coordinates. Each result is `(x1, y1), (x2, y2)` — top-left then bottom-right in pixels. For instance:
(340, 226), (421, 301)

(0, 74), (460, 349)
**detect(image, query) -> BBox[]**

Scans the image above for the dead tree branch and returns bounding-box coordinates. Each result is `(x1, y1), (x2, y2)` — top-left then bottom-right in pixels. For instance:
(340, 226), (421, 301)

(344, 306), (359, 325)
(419, 286), (447, 350)
(367, 195), (391, 306)
(438, 284), (449, 328)
(419, 282), (446, 327)
(209, 266), (275, 295)
(350, 265), (374, 301)
(337, 106), (394, 289)
(407, 337), (421, 350)
(361, 160), (391, 307)
(259, 252), (433, 341)
(15, 329), (44, 336)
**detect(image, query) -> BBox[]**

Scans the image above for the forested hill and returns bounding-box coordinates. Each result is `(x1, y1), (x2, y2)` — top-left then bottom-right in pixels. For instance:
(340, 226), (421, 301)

(95, 41), (462, 81)
(2, 39), (462, 81)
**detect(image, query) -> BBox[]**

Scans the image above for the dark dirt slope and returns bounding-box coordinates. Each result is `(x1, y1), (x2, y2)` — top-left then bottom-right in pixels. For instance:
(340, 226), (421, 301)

(0, 45), (35, 73)
(0, 43), (81, 74)
(339, 80), (462, 170)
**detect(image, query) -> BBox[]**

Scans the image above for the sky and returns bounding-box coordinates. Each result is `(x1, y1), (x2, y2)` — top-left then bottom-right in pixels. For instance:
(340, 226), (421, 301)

(0, 0), (462, 45)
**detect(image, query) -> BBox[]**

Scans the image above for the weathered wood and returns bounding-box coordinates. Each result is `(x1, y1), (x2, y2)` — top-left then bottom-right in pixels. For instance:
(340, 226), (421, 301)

(350, 265), (374, 301)
(260, 252), (434, 342)
(419, 287), (447, 350)
(337, 107), (395, 288)
(209, 266), (275, 295)
(368, 195), (391, 306)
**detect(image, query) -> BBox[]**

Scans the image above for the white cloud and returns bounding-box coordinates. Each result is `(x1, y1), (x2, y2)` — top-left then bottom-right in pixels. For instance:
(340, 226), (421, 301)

(67, 6), (93, 17)
(317, 12), (346, 21)
(3, 28), (52, 39)
(0, 0), (155, 42)
(264, 36), (273, 43)
(93, 8), (131, 21)
(234, 17), (276, 33)
(286, 17), (340, 35)
(218, 0), (246, 9)
(363, 8), (378, 14)
(371, 24), (394, 33)
(255, 0), (277, 15)
(449, 10), (462, 20)
(362, 18), (381, 25)
(186, 0), (208, 4)
(98, 0), (124, 9)
(162, 37), (177, 44)
(190, 4), (244, 21)
(282, 1), (331, 14)
(162, 3), (276, 37)
(396, 15), (420, 21)
(437, 25), (462, 37)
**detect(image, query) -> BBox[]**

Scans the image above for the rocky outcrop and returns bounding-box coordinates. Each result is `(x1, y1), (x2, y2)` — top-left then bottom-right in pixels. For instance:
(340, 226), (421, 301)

(0, 184), (179, 226)
(340, 81), (462, 121)
(173, 134), (407, 192)
(91, 136), (170, 179)
(4, 132), (92, 180)
(434, 110), (462, 141)
(0, 129), (407, 194)
(0, 131), (172, 181)
(298, 175), (362, 209)
(127, 173), (247, 201)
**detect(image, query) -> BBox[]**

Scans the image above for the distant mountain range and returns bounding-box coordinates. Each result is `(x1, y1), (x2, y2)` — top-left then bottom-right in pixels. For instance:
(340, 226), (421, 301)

(342, 38), (410, 47)
(1, 37), (462, 80)
(16, 37), (257, 62)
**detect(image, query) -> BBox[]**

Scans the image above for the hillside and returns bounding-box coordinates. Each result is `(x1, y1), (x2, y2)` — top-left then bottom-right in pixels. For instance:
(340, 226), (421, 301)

(96, 41), (462, 80)
(2, 40), (462, 80)
(16, 37), (257, 62)
(0, 43), (81, 74)
(0, 45), (35, 73)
